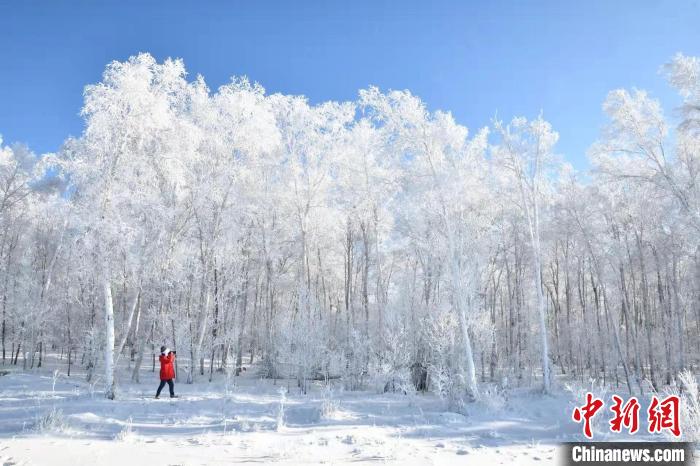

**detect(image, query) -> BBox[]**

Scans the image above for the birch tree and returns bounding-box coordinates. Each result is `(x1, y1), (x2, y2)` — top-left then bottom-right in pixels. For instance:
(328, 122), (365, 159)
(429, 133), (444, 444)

(493, 116), (557, 393)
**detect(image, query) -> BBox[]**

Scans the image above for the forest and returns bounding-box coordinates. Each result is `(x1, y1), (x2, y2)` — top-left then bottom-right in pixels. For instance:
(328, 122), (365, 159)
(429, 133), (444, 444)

(0, 52), (698, 406)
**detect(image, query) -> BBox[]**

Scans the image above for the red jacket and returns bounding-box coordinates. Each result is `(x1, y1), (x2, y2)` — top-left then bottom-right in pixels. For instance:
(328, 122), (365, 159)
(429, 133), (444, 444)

(159, 353), (176, 381)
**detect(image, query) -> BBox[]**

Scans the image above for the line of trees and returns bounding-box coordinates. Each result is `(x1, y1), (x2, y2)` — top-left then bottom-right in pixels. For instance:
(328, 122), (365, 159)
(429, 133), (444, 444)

(0, 53), (697, 403)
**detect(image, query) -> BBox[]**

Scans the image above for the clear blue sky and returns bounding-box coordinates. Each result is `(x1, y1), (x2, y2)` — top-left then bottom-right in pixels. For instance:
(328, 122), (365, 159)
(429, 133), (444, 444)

(1, 0), (698, 169)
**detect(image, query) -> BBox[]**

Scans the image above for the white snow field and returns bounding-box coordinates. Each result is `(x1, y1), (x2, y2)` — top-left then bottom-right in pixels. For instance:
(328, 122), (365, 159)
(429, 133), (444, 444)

(0, 359), (690, 466)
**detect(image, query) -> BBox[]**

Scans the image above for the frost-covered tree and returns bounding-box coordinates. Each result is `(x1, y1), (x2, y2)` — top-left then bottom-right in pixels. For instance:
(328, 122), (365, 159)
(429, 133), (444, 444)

(493, 116), (557, 393)
(1, 52), (697, 410)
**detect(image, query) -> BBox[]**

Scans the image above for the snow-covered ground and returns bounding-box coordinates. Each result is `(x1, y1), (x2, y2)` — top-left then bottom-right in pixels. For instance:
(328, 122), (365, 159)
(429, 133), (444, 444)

(0, 358), (685, 465)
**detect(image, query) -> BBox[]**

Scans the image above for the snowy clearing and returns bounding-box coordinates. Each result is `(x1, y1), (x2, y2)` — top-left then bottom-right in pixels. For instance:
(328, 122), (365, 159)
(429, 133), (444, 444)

(2, 360), (691, 465)
(0, 364), (564, 465)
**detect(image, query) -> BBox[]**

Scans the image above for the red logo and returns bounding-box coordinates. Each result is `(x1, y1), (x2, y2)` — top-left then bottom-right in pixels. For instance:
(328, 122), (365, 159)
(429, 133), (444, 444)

(572, 392), (604, 439)
(609, 395), (640, 434)
(573, 394), (681, 438)
(648, 395), (681, 437)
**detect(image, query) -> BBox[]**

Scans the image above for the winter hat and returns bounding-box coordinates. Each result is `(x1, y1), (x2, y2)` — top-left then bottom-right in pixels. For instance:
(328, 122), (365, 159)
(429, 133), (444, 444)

(160, 345), (167, 354)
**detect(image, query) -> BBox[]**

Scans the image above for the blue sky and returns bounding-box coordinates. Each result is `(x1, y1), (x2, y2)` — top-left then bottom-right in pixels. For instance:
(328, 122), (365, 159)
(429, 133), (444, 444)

(1, 0), (698, 169)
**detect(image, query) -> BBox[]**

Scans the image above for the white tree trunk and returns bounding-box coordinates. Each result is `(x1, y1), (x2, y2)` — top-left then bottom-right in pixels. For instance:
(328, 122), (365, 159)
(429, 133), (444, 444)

(188, 291), (210, 384)
(446, 231), (480, 400)
(532, 238), (551, 393)
(103, 276), (116, 399)
(115, 288), (140, 366)
(132, 319), (154, 383)
(453, 276), (479, 399)
(516, 163), (551, 394)
(425, 145), (480, 401)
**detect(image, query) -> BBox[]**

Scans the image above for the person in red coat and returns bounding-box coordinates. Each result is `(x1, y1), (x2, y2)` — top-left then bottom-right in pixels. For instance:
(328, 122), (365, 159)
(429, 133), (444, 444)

(156, 346), (178, 399)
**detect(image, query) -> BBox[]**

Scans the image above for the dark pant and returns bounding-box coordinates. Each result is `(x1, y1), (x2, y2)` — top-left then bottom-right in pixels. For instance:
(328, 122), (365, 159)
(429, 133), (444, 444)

(156, 379), (175, 397)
